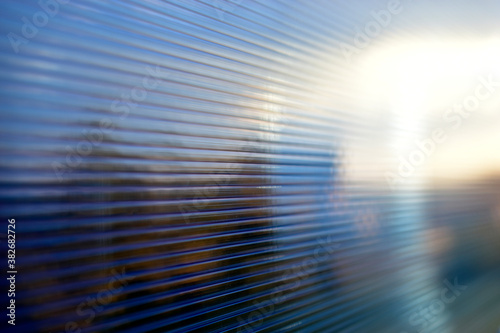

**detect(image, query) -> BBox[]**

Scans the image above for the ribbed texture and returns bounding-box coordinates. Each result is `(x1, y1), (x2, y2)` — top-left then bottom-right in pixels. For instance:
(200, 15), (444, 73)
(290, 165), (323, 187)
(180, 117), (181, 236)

(0, 1), (444, 332)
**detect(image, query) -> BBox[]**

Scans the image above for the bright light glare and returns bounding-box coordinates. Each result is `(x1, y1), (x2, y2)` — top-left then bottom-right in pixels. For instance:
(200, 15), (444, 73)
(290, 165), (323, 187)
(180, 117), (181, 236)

(359, 38), (500, 117)
(355, 38), (500, 183)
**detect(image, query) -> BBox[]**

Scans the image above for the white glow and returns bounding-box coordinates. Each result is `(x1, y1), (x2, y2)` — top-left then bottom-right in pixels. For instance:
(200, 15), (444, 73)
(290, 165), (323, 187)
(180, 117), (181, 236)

(353, 38), (500, 182)
(359, 38), (500, 118)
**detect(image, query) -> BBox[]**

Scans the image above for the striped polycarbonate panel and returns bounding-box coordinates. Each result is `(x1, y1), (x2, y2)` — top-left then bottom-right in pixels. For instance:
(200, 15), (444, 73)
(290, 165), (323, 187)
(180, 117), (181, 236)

(0, 1), (448, 333)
